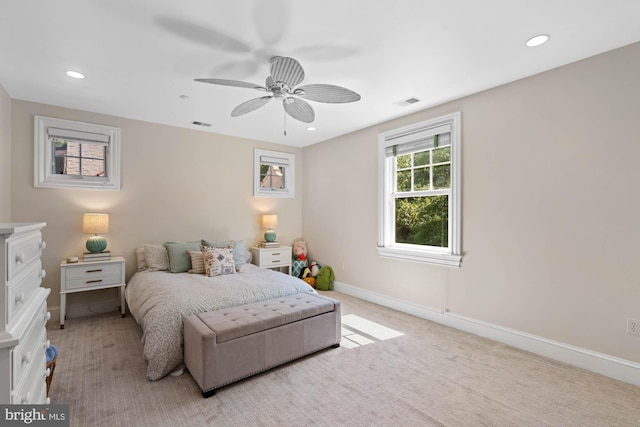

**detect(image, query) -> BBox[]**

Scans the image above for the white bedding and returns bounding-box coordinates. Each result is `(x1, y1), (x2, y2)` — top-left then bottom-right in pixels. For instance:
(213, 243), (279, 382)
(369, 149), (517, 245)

(125, 263), (315, 381)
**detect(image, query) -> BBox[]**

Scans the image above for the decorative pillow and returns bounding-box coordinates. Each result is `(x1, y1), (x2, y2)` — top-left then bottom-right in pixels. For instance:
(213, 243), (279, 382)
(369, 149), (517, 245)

(187, 250), (205, 274)
(135, 248), (148, 272)
(144, 244), (169, 271)
(164, 241), (201, 273)
(201, 239), (247, 265)
(202, 246), (235, 277)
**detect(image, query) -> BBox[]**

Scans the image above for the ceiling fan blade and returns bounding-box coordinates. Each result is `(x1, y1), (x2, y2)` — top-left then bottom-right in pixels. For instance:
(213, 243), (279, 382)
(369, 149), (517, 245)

(296, 84), (361, 103)
(270, 57), (305, 87)
(194, 78), (266, 91)
(283, 97), (315, 123)
(231, 96), (273, 117)
(156, 16), (251, 53)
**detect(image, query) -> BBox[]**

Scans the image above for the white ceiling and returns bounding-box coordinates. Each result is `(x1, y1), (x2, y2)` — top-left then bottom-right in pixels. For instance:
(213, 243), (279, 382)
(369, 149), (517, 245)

(1, 0), (639, 148)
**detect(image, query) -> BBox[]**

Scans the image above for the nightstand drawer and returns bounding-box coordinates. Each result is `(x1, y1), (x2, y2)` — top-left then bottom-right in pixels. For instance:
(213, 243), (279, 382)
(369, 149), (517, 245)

(260, 249), (290, 266)
(7, 231), (43, 281)
(64, 262), (123, 290)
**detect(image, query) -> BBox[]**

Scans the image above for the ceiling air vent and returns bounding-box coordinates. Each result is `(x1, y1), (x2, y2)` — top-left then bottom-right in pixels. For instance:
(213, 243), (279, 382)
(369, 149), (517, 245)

(192, 121), (212, 127)
(393, 97), (421, 107)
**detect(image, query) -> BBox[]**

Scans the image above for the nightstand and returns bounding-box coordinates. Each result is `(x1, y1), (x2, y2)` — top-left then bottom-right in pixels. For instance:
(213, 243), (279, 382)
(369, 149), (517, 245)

(59, 256), (126, 329)
(250, 246), (292, 275)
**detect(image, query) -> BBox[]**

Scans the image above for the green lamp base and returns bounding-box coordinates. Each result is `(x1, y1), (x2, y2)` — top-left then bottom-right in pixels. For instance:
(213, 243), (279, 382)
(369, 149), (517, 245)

(264, 230), (277, 242)
(86, 235), (107, 253)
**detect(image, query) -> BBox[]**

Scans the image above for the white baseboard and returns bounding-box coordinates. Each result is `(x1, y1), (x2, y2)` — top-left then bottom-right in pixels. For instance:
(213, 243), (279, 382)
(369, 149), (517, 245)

(333, 281), (640, 387)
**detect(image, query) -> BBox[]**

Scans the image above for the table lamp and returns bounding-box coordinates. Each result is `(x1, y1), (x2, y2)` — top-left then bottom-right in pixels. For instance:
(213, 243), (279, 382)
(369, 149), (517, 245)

(82, 213), (109, 253)
(262, 214), (278, 242)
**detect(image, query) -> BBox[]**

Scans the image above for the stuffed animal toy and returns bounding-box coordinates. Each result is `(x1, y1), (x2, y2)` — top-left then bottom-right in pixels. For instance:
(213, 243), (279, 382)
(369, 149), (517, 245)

(292, 240), (307, 260)
(303, 277), (316, 287)
(315, 266), (335, 291)
(310, 261), (320, 277)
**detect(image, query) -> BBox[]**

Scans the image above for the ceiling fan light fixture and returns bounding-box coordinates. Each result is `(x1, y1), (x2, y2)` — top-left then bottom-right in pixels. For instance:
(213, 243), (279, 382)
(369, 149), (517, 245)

(195, 56), (360, 125)
(526, 34), (550, 47)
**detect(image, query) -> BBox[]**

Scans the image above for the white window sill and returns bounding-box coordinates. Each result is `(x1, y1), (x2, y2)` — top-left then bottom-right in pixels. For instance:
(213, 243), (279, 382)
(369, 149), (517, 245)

(377, 246), (462, 268)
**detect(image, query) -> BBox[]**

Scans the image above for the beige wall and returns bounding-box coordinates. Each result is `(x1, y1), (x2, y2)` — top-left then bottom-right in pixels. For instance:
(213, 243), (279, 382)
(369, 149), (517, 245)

(11, 101), (303, 312)
(0, 83), (11, 221)
(302, 42), (640, 363)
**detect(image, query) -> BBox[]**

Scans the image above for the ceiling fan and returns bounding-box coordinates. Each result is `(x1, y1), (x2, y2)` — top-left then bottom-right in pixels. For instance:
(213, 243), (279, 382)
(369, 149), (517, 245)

(195, 56), (361, 125)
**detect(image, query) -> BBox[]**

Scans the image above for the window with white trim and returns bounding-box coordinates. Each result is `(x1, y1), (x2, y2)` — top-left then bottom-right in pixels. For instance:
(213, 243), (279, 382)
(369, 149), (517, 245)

(34, 116), (121, 190)
(254, 148), (295, 198)
(378, 112), (462, 267)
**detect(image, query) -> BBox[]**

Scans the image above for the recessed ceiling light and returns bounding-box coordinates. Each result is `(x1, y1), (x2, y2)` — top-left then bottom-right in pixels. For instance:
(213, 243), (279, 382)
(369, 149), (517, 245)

(65, 70), (85, 79)
(526, 34), (550, 47)
(307, 127), (316, 131)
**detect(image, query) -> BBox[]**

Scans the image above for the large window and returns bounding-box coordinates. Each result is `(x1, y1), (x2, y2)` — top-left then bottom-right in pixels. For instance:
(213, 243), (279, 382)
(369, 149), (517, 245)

(34, 116), (121, 190)
(378, 112), (462, 267)
(254, 149), (295, 198)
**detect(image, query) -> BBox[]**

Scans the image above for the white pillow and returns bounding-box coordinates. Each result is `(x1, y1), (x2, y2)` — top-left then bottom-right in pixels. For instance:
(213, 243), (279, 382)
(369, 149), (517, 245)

(144, 244), (169, 271)
(202, 246), (235, 277)
(135, 248), (148, 272)
(187, 250), (205, 274)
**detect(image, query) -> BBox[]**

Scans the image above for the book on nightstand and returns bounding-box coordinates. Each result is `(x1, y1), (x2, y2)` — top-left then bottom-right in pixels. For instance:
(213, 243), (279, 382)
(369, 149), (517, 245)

(83, 250), (111, 261)
(260, 241), (280, 248)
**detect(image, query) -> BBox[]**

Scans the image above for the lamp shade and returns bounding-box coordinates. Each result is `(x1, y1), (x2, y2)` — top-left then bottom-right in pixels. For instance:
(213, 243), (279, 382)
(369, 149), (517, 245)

(82, 213), (109, 234)
(262, 214), (278, 230)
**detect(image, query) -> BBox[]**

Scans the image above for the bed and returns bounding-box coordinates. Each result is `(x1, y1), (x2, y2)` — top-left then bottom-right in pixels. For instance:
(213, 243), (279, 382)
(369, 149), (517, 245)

(125, 242), (316, 381)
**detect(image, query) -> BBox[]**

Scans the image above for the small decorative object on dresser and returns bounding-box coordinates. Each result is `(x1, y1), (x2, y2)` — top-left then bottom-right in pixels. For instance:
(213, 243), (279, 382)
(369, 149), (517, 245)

(0, 222), (51, 404)
(250, 246), (292, 275)
(59, 256), (126, 329)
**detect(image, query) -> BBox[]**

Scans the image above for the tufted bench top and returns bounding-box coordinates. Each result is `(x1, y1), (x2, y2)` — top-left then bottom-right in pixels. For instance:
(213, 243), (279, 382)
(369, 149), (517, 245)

(193, 293), (337, 344)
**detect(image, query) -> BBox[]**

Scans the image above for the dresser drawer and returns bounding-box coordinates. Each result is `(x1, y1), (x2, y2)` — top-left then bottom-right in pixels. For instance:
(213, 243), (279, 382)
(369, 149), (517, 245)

(63, 262), (123, 290)
(12, 339), (47, 404)
(12, 299), (48, 386)
(260, 249), (291, 267)
(7, 231), (44, 281)
(7, 261), (44, 325)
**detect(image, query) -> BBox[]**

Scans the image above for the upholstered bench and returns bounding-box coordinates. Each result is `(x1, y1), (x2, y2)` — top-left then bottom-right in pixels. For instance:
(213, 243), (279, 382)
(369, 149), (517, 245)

(184, 293), (341, 397)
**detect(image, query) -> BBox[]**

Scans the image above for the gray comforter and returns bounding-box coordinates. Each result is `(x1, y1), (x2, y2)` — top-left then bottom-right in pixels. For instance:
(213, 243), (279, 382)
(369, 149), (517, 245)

(126, 263), (315, 380)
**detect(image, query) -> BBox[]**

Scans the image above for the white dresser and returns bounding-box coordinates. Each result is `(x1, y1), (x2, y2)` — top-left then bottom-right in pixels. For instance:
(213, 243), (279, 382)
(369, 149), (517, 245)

(0, 223), (51, 404)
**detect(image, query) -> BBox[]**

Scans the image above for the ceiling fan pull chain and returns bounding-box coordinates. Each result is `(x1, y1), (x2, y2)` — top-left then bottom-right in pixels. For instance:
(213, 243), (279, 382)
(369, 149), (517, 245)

(284, 109), (287, 136)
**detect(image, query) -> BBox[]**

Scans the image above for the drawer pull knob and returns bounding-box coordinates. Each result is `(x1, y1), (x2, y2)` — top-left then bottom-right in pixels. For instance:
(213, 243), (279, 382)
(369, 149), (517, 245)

(21, 392), (30, 404)
(22, 351), (31, 364)
(45, 368), (51, 377)
(41, 269), (47, 279)
(46, 397), (51, 405)
(45, 340), (51, 349)
(86, 279), (103, 284)
(272, 252), (281, 256)
(15, 253), (25, 263)
(45, 312), (51, 321)
(272, 260), (281, 263)
(15, 292), (25, 304)
(40, 241), (47, 250)
(86, 269), (103, 273)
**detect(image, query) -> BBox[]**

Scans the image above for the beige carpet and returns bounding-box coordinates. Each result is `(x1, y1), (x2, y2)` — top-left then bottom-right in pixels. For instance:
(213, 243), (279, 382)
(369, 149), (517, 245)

(46, 291), (640, 427)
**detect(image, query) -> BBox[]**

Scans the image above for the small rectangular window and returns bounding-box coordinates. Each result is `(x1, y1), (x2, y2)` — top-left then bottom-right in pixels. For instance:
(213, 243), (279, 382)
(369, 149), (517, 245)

(34, 116), (121, 190)
(254, 149), (295, 198)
